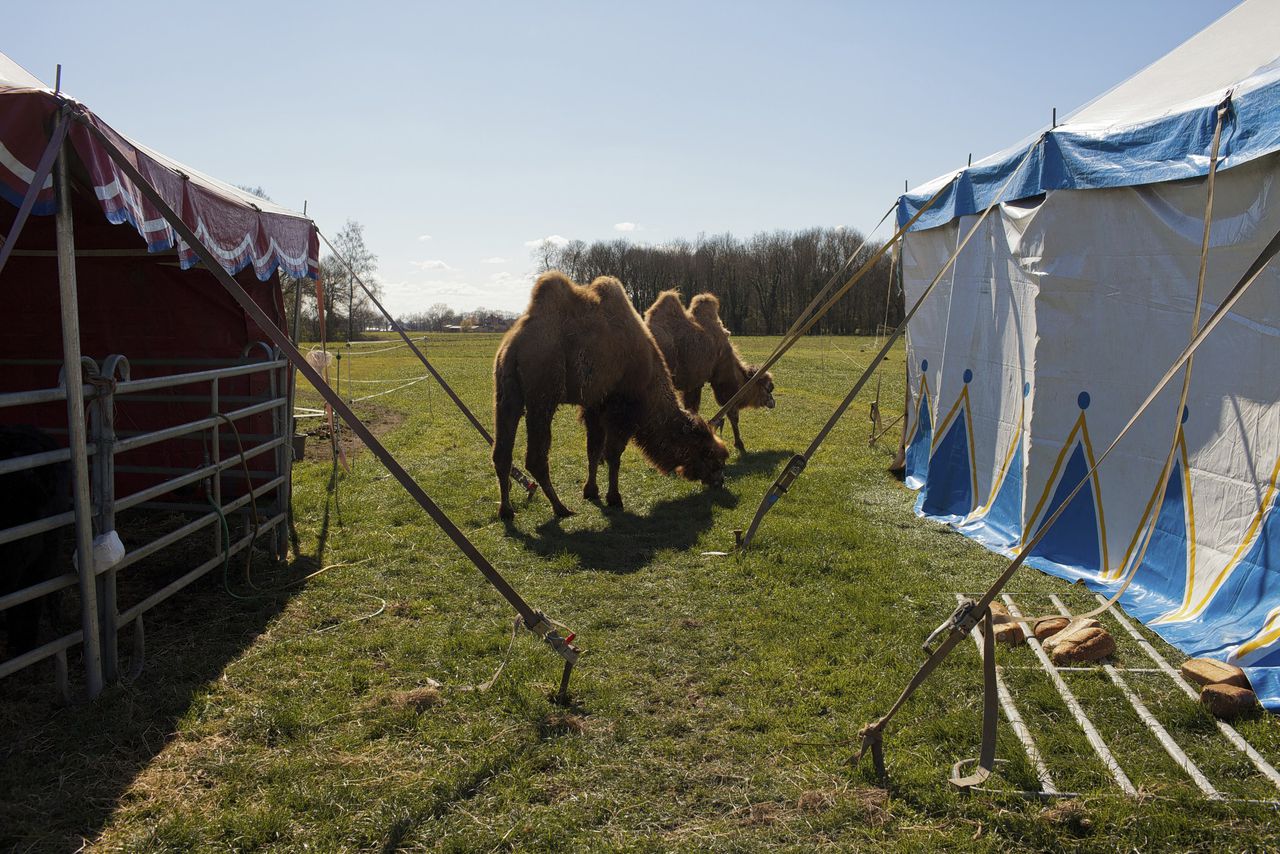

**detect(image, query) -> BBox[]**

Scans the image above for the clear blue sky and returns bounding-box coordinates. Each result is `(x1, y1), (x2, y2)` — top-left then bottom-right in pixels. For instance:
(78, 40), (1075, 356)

(7, 0), (1238, 315)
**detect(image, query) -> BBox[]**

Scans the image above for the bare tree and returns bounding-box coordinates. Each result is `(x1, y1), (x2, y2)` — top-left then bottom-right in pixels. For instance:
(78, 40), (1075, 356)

(319, 220), (380, 341)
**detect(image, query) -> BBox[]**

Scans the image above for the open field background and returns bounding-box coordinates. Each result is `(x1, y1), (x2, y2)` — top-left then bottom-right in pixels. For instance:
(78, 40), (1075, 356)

(4, 333), (1280, 851)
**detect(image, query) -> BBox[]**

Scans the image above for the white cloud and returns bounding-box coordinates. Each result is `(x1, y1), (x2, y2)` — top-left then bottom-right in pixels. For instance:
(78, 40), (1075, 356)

(413, 259), (452, 271)
(613, 222), (638, 232)
(523, 234), (570, 248)
(417, 234), (433, 241)
(480, 256), (507, 264)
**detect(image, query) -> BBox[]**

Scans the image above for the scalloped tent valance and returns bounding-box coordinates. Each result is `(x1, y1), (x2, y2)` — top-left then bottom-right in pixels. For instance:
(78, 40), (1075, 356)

(0, 55), (318, 281)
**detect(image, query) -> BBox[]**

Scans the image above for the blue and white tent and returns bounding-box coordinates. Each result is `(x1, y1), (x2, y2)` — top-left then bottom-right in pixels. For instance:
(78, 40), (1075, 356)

(899, 0), (1280, 705)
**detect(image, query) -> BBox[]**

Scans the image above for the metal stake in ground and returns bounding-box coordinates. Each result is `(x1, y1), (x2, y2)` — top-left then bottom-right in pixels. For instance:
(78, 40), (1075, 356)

(85, 117), (580, 701)
(316, 229), (539, 499)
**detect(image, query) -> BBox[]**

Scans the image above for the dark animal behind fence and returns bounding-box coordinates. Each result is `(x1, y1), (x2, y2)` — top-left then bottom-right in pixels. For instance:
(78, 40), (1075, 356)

(0, 425), (71, 657)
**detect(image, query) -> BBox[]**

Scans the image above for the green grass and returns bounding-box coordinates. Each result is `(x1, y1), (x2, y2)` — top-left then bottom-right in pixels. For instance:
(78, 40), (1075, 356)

(4, 333), (1280, 851)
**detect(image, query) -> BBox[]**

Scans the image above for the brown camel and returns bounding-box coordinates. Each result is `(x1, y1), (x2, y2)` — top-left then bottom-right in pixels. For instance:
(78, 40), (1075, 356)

(493, 272), (728, 519)
(644, 290), (775, 452)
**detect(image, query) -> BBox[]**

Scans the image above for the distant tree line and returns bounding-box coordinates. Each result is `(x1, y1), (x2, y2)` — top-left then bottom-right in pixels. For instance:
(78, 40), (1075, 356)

(396, 305), (518, 332)
(532, 226), (900, 335)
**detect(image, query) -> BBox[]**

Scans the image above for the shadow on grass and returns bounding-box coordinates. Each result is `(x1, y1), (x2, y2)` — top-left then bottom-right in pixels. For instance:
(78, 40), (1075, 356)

(725, 448), (792, 479)
(0, 463), (345, 849)
(503, 469), (753, 573)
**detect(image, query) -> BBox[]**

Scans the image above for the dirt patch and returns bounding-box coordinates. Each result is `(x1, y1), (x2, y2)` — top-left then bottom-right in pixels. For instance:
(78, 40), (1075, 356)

(538, 711), (587, 737)
(388, 685), (444, 713)
(299, 401), (406, 463)
(1041, 799), (1092, 834)
(742, 802), (780, 826)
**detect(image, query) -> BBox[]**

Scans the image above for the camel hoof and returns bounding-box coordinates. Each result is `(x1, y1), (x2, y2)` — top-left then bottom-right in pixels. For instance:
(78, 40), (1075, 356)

(735, 443), (747, 454)
(498, 504), (515, 521)
(606, 493), (623, 509)
(553, 505), (576, 518)
(583, 484), (600, 500)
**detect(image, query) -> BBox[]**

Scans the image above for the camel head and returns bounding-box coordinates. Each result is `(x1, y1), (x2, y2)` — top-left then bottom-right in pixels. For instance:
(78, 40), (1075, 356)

(741, 366), (776, 410)
(671, 413), (729, 488)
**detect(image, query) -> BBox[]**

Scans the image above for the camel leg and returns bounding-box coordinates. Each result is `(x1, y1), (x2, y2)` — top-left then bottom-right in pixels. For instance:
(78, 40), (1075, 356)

(493, 380), (523, 520)
(602, 420), (635, 510)
(681, 386), (703, 413)
(525, 405), (574, 517)
(728, 408), (746, 453)
(582, 406), (605, 500)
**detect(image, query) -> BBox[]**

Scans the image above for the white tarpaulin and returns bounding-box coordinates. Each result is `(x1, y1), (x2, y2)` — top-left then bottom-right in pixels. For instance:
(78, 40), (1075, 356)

(900, 0), (1280, 706)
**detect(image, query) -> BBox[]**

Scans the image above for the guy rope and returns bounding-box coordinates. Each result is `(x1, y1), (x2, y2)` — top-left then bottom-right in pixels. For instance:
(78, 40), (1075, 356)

(82, 113), (580, 701)
(705, 188), (948, 432)
(732, 138), (1042, 550)
(852, 99), (1271, 789)
(317, 229), (539, 498)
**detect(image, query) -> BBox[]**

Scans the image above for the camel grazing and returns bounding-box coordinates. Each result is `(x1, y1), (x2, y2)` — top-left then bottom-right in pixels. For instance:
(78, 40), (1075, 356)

(493, 272), (728, 519)
(644, 290), (775, 452)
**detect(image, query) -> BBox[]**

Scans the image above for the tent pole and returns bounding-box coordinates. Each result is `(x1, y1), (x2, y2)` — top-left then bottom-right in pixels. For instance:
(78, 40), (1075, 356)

(54, 125), (105, 698)
(85, 121), (579, 700)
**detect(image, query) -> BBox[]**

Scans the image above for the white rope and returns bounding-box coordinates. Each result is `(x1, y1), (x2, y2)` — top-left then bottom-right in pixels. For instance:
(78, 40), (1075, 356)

(336, 337), (429, 357)
(347, 376), (431, 403)
(343, 374), (431, 385)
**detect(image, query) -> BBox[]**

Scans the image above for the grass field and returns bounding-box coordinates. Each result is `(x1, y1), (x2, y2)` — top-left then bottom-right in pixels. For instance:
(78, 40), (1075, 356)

(4, 332), (1280, 851)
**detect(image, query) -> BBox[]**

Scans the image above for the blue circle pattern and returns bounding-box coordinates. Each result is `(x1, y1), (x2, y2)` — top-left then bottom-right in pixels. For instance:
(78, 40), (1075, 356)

(1078, 391), (1091, 410)
(963, 369), (973, 383)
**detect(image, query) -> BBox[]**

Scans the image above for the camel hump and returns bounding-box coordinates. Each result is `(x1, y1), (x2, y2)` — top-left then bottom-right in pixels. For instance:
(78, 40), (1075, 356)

(645, 289), (686, 322)
(588, 276), (632, 307)
(528, 270), (578, 310)
(689, 293), (723, 326)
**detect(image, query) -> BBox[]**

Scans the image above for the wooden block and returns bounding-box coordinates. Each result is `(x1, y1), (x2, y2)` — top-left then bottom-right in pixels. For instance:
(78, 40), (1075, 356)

(988, 602), (1015, 624)
(1200, 683), (1258, 720)
(1033, 616), (1070, 641)
(1180, 658), (1250, 690)
(994, 621), (1025, 647)
(1049, 626), (1116, 665)
(1042, 617), (1103, 656)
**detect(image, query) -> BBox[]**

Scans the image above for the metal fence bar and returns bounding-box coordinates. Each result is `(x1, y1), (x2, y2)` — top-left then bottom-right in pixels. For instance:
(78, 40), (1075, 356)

(0, 360), (284, 411)
(117, 511), (288, 625)
(0, 445), (93, 478)
(955, 594), (1058, 794)
(0, 343), (290, 692)
(112, 398), (284, 455)
(91, 356), (126, 681)
(112, 360), (287, 395)
(1096, 593), (1280, 793)
(0, 478), (286, 680)
(0, 570), (78, 611)
(1049, 594), (1220, 799)
(1003, 595), (1137, 795)
(0, 629), (84, 680)
(112, 477), (286, 573)
(114, 437), (285, 515)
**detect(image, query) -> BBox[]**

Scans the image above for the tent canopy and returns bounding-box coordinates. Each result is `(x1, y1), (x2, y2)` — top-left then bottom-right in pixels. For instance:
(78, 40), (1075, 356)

(0, 53), (318, 280)
(898, 0), (1280, 706)
(898, 0), (1280, 231)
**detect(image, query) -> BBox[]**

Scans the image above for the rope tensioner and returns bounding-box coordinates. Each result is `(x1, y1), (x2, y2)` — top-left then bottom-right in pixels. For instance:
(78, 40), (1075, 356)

(522, 611), (581, 704)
